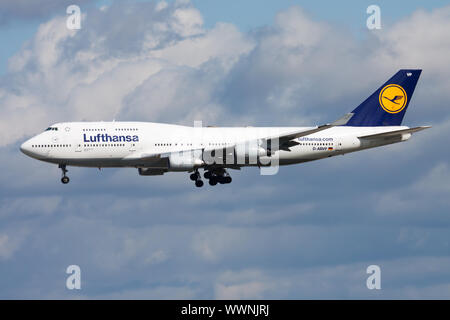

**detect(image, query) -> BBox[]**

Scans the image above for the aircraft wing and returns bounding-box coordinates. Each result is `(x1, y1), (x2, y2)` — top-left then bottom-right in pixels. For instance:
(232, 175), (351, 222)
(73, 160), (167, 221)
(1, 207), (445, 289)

(263, 113), (354, 152)
(130, 113), (354, 164)
(357, 126), (431, 140)
(125, 152), (170, 167)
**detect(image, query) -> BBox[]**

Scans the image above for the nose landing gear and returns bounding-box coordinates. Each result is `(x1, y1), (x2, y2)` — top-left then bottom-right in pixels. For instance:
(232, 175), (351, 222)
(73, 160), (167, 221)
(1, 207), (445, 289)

(59, 164), (70, 184)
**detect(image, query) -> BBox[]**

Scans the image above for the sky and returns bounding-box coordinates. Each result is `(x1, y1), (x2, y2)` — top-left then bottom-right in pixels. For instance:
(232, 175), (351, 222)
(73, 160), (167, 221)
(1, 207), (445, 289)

(0, 0), (450, 299)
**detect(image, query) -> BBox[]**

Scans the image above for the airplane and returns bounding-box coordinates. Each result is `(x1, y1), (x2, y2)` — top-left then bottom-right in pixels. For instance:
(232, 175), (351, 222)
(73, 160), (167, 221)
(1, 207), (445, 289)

(20, 69), (430, 187)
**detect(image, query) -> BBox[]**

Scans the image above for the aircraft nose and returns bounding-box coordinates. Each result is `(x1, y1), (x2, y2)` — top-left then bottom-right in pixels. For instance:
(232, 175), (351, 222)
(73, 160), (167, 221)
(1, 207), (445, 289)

(20, 140), (31, 155)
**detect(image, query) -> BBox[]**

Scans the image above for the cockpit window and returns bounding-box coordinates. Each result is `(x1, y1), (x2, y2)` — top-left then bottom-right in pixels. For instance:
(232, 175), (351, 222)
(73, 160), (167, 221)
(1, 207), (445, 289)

(45, 127), (58, 131)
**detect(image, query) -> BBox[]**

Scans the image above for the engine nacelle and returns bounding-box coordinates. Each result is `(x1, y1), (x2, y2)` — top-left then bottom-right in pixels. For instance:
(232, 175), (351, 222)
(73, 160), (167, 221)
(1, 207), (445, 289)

(169, 150), (204, 171)
(234, 142), (267, 164)
(138, 168), (166, 176)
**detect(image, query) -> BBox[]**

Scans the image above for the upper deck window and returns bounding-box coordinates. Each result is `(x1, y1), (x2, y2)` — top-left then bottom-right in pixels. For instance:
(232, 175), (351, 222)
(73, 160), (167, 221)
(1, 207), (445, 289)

(45, 127), (58, 131)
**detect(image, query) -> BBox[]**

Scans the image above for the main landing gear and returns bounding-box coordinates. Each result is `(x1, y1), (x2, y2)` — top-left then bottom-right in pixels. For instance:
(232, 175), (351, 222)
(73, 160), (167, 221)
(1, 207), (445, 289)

(189, 168), (232, 187)
(204, 168), (232, 186)
(190, 169), (204, 188)
(59, 164), (70, 184)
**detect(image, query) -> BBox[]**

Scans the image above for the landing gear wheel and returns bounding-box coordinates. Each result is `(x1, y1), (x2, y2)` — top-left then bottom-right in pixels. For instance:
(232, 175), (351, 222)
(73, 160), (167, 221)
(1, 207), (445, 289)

(204, 171), (212, 179)
(59, 164), (69, 184)
(195, 180), (204, 187)
(190, 170), (203, 187)
(209, 177), (218, 186)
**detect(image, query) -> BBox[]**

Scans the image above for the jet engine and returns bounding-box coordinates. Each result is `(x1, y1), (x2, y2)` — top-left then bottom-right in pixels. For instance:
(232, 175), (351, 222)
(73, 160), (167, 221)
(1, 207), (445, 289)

(234, 141), (269, 164)
(168, 150), (204, 171)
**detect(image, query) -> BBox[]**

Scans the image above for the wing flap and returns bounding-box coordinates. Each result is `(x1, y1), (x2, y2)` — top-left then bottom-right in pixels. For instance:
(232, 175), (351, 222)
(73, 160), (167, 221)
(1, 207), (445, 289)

(266, 113), (354, 151)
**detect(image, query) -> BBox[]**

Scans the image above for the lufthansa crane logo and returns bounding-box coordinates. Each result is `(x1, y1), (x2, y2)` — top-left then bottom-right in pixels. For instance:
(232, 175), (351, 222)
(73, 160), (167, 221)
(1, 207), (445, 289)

(379, 84), (407, 114)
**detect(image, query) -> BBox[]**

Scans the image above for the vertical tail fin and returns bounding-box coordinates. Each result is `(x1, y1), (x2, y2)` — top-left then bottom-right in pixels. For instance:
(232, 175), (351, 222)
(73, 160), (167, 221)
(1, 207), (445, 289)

(345, 69), (422, 126)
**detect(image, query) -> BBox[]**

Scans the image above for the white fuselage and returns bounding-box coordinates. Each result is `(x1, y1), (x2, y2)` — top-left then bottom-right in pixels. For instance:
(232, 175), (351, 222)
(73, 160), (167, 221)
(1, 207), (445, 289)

(20, 121), (411, 170)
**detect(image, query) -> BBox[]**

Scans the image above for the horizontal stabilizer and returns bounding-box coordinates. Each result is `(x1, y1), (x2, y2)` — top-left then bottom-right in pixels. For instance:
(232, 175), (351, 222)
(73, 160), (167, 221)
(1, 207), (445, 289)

(358, 126), (431, 139)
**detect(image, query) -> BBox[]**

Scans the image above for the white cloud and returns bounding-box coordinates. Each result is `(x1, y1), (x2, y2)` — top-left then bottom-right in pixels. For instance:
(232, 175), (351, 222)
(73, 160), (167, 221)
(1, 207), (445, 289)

(374, 162), (450, 217)
(3, 4), (450, 146)
(0, 196), (61, 219)
(155, 1), (169, 12)
(1, 2), (450, 299)
(214, 269), (270, 299)
(0, 235), (14, 260)
(215, 281), (268, 299)
(0, 1), (255, 146)
(0, 230), (28, 261)
(215, 256), (450, 299)
(412, 162), (450, 194)
(0, 0), (92, 24)
(171, 6), (204, 37)
(191, 227), (248, 263)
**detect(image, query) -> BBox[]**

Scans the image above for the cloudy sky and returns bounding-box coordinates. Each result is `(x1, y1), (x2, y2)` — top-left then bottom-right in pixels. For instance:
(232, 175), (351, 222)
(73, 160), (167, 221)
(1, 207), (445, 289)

(1, 0), (450, 299)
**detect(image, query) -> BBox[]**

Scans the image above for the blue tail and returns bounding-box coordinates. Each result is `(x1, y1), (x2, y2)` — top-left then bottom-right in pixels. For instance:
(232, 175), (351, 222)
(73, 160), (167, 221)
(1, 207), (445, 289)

(345, 69), (422, 126)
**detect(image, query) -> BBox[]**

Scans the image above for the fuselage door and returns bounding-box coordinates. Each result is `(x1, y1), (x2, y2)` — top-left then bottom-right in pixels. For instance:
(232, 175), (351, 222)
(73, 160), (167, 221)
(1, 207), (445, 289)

(335, 138), (343, 151)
